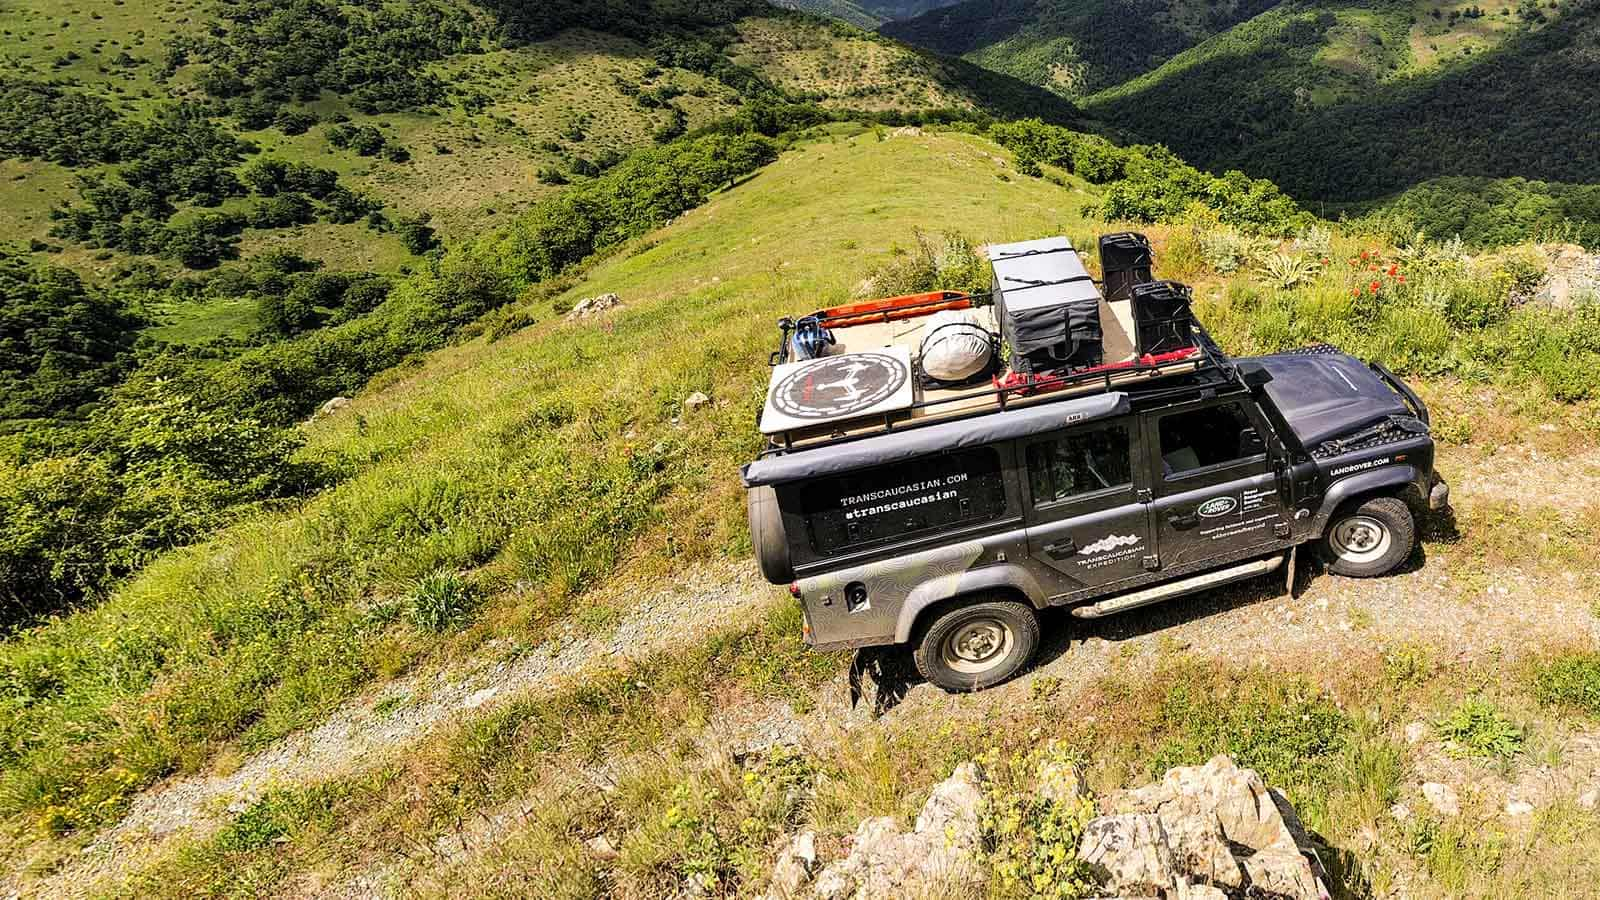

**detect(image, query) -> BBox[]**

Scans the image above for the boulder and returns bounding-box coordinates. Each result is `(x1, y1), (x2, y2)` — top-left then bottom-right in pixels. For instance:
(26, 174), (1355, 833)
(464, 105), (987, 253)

(811, 763), (985, 900)
(566, 292), (622, 320)
(1078, 813), (1178, 896)
(1104, 755), (1326, 900)
(1422, 782), (1460, 817)
(684, 391), (712, 412)
(764, 831), (817, 899)
(1037, 755), (1089, 804)
(317, 396), (352, 418)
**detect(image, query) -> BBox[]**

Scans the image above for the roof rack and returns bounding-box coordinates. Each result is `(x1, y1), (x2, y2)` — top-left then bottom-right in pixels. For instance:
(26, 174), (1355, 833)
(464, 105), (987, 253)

(758, 324), (1244, 458)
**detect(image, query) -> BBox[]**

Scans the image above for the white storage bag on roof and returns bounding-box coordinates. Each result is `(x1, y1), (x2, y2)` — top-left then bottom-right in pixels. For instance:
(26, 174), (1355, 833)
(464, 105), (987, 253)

(918, 310), (994, 383)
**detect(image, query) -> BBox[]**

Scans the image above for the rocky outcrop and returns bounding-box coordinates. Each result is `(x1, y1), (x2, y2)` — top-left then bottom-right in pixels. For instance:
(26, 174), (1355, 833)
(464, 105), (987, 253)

(767, 754), (1328, 900)
(809, 762), (985, 900)
(566, 292), (622, 320)
(1090, 755), (1328, 900)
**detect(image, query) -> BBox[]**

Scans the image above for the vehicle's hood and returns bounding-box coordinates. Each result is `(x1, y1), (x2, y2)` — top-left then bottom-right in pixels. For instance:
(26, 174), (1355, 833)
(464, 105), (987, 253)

(1244, 350), (1415, 449)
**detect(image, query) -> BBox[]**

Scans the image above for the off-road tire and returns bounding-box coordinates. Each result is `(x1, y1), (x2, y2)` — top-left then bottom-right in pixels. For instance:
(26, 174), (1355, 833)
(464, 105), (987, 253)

(1323, 495), (1415, 577)
(912, 599), (1040, 692)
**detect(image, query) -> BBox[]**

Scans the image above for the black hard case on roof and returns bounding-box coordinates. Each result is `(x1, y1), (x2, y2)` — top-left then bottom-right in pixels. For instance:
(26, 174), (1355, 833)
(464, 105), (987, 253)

(988, 237), (1103, 375)
(1131, 280), (1195, 356)
(1098, 232), (1153, 303)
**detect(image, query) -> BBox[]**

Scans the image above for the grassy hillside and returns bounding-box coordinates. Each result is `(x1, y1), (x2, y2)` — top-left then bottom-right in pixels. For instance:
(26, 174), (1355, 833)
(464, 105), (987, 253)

(6, 123), (1600, 898)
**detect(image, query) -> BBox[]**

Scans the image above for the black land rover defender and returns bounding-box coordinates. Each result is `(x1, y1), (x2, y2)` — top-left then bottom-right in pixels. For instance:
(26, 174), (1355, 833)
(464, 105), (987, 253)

(742, 236), (1449, 691)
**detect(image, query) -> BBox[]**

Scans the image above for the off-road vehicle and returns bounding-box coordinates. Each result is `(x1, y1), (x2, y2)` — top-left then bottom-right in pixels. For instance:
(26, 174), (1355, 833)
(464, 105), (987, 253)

(742, 235), (1449, 691)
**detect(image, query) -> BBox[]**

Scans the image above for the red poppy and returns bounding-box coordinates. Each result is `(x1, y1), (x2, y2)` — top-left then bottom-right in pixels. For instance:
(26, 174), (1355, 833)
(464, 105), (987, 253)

(1369, 281), (1381, 294)
(1387, 264), (1399, 277)
(1321, 257), (1331, 266)
(1348, 257), (1359, 266)
(1397, 275), (1406, 283)
(1369, 264), (1379, 272)
(1360, 250), (1369, 261)
(1350, 288), (1360, 297)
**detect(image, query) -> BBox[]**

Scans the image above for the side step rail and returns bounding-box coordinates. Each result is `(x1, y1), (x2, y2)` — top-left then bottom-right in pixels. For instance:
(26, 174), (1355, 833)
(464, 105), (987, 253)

(1069, 555), (1285, 619)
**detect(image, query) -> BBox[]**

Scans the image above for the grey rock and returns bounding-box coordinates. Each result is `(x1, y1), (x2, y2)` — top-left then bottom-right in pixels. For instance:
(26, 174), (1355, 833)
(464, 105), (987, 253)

(1077, 813), (1177, 896)
(811, 763), (985, 900)
(764, 830), (816, 899)
(317, 396), (352, 418)
(684, 391), (712, 412)
(1423, 782), (1460, 817)
(584, 834), (618, 860)
(1037, 756), (1089, 804)
(1115, 755), (1325, 900)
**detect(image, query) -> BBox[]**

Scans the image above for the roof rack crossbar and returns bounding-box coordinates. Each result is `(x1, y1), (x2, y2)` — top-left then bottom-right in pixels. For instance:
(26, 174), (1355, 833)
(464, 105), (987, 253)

(760, 345), (1224, 458)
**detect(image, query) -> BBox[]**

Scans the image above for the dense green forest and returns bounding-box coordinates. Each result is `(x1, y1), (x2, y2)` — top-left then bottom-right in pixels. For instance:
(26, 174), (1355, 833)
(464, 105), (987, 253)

(882, 0), (1285, 96)
(874, 0), (1600, 245)
(1086, 1), (1600, 202)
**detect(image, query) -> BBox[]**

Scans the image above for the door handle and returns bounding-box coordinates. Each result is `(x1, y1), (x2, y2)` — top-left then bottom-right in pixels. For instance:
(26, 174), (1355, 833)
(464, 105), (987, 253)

(1168, 511), (1200, 530)
(1043, 539), (1077, 559)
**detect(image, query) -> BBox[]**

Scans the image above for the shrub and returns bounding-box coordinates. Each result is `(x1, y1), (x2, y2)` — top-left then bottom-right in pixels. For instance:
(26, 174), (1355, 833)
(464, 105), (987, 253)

(1436, 697), (1523, 760)
(1531, 652), (1600, 717)
(407, 569), (474, 632)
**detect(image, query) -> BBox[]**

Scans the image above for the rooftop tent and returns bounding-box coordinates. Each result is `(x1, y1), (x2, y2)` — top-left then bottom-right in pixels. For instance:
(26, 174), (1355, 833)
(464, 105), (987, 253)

(988, 237), (1103, 375)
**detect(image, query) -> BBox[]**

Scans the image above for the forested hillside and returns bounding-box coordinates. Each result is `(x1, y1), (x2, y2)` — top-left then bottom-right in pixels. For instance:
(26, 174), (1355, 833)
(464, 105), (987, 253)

(1085, 0), (1600, 202)
(881, 0), (1600, 245)
(882, 0), (1287, 97)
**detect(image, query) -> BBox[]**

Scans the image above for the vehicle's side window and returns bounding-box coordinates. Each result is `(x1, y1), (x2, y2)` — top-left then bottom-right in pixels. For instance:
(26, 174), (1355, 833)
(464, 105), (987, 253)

(1025, 425), (1132, 505)
(799, 447), (1009, 555)
(1157, 402), (1264, 476)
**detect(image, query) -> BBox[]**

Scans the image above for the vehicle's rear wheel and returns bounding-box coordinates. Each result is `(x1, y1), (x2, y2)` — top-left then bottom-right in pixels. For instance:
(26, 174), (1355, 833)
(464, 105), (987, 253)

(913, 598), (1040, 692)
(1323, 496), (1415, 577)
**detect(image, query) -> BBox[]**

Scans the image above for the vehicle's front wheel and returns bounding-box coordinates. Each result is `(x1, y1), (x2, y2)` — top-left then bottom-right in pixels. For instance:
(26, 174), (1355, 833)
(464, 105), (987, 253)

(913, 598), (1040, 692)
(1323, 495), (1415, 577)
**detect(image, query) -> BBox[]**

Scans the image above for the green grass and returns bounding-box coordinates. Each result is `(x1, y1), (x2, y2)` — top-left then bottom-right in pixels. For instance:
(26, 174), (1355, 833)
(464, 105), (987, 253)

(0, 131), (1097, 847)
(144, 297), (261, 345)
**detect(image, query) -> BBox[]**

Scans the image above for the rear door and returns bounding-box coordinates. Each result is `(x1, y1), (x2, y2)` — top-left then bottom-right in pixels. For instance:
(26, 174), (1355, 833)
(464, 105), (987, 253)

(1143, 398), (1291, 571)
(1020, 416), (1155, 600)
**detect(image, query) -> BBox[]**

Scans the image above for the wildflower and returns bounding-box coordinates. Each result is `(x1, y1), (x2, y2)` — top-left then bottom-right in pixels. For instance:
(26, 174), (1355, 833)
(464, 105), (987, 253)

(1387, 264), (1399, 276)
(1398, 275), (1406, 283)
(1369, 264), (1379, 272)
(1351, 287), (1360, 297)
(1361, 250), (1369, 261)
(1369, 281), (1381, 294)
(1321, 257), (1331, 266)
(1348, 257), (1359, 266)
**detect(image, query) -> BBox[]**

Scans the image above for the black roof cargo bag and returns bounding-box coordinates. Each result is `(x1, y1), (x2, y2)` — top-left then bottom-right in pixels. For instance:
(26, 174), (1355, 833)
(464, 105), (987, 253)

(1131, 280), (1195, 357)
(1099, 232), (1153, 303)
(988, 237), (1104, 375)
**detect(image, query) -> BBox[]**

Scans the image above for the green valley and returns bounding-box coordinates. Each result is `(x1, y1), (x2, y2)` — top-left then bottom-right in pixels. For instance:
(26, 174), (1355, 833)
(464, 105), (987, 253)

(5, 3), (1600, 898)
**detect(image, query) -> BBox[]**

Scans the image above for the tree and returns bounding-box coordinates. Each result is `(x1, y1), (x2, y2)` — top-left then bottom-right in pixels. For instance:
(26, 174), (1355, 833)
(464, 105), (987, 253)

(397, 213), (440, 255)
(0, 250), (142, 420)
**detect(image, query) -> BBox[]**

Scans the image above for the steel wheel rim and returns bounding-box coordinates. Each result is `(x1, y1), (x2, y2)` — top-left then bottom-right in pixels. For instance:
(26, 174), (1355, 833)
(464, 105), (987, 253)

(940, 616), (1014, 675)
(1330, 514), (1392, 564)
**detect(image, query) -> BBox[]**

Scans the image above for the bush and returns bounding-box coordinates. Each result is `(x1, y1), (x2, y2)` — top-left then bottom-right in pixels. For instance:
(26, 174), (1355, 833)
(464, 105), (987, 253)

(1531, 652), (1600, 717)
(407, 569), (474, 632)
(1435, 697), (1524, 760)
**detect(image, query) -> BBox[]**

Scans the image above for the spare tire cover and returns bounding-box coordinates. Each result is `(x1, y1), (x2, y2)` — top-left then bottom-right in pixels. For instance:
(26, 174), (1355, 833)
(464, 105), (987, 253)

(919, 310), (993, 383)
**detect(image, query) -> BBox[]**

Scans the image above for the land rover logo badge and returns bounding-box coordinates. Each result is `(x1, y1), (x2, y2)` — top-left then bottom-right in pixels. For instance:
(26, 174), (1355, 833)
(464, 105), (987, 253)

(1198, 497), (1238, 518)
(772, 353), (910, 420)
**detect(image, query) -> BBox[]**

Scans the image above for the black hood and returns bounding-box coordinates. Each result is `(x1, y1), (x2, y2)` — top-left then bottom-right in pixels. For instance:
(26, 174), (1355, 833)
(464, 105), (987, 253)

(1244, 350), (1414, 448)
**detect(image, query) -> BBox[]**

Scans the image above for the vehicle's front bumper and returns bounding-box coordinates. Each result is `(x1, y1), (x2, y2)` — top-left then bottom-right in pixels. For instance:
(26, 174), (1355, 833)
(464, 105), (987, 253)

(1427, 471), (1450, 511)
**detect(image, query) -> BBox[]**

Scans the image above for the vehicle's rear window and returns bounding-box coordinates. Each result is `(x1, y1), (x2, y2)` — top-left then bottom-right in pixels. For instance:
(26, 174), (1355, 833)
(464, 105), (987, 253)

(799, 447), (1008, 555)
